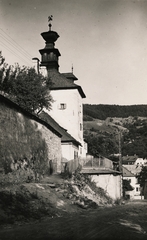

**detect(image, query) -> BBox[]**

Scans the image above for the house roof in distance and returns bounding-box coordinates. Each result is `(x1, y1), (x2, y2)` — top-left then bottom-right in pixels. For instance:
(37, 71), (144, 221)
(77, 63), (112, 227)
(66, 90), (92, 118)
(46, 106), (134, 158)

(122, 155), (138, 164)
(39, 111), (81, 147)
(123, 164), (142, 175)
(122, 166), (135, 177)
(48, 69), (86, 98)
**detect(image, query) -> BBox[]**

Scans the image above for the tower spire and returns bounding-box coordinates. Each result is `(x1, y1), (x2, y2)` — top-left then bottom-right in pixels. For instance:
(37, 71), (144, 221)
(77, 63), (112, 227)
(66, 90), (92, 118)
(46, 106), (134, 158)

(39, 16), (61, 71)
(48, 15), (53, 31)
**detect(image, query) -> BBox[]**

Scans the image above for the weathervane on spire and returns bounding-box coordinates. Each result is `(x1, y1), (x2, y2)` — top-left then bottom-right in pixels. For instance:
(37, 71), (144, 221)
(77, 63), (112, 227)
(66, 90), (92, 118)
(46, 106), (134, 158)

(48, 15), (53, 31)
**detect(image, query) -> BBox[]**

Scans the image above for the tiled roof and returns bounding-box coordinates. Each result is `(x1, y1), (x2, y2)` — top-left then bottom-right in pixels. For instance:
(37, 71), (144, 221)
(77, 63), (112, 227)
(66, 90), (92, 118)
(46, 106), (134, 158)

(61, 72), (78, 81)
(48, 69), (86, 98)
(123, 164), (142, 175)
(122, 166), (135, 177)
(122, 155), (138, 163)
(39, 111), (81, 146)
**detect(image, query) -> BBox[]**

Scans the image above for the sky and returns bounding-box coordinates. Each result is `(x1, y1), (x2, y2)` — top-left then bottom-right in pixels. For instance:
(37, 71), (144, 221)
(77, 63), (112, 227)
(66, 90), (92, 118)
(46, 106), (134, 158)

(1, 0), (147, 105)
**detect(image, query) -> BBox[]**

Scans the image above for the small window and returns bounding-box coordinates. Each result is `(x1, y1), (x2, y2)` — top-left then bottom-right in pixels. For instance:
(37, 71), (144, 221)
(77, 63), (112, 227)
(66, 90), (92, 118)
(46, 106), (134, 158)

(80, 123), (82, 131)
(136, 187), (139, 192)
(59, 103), (66, 110)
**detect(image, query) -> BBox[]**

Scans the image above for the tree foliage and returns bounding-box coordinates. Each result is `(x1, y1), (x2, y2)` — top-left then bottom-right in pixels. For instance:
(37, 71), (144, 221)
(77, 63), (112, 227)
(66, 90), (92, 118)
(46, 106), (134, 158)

(123, 179), (134, 191)
(122, 120), (147, 158)
(85, 134), (118, 158)
(0, 52), (53, 115)
(137, 166), (147, 190)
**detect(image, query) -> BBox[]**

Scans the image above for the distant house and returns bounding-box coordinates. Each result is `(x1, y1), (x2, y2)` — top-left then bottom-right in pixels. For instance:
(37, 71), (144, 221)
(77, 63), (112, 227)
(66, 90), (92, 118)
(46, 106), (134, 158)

(80, 157), (122, 200)
(135, 158), (147, 166)
(123, 164), (142, 176)
(122, 155), (138, 165)
(122, 166), (142, 199)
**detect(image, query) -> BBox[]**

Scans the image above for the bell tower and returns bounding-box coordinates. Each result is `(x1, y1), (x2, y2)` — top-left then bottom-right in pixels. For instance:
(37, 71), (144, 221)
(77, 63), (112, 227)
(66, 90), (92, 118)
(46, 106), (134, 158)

(38, 17), (87, 158)
(39, 16), (61, 71)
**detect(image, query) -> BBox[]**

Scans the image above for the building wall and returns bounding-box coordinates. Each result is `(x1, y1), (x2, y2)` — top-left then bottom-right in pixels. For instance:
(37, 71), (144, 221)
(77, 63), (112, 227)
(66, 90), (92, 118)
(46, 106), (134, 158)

(123, 176), (141, 198)
(61, 142), (79, 161)
(47, 88), (87, 158)
(79, 140), (87, 159)
(125, 190), (134, 200)
(91, 174), (122, 200)
(135, 158), (147, 166)
(0, 100), (62, 177)
(48, 89), (83, 142)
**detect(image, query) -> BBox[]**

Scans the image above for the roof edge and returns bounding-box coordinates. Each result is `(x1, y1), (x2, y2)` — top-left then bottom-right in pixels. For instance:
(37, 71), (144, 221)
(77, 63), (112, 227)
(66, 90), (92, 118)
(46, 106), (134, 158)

(50, 85), (86, 98)
(0, 94), (62, 138)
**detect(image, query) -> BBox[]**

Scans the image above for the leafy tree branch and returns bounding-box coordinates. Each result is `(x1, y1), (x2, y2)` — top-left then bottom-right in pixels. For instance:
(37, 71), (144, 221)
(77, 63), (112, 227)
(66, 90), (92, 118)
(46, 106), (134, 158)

(0, 52), (53, 115)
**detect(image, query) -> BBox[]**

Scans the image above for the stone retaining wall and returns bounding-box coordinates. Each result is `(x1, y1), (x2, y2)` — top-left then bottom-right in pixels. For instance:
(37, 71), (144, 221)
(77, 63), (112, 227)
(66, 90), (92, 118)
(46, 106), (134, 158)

(0, 96), (62, 183)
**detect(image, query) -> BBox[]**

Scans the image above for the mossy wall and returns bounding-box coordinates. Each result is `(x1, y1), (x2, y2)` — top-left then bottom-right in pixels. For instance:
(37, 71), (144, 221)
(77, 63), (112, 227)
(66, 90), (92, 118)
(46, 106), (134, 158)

(0, 100), (61, 181)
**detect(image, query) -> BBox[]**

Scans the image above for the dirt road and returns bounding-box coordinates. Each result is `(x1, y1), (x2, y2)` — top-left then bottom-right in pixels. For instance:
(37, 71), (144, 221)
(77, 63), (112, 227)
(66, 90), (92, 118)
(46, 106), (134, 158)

(0, 200), (147, 240)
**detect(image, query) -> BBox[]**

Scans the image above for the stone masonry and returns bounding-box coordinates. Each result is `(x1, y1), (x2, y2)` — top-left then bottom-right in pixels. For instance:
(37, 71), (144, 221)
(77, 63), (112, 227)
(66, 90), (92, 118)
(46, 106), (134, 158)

(0, 96), (62, 183)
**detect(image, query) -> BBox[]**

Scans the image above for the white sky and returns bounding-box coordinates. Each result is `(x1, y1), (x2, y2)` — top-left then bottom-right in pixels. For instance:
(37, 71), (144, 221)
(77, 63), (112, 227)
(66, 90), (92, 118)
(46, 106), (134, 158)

(1, 0), (147, 105)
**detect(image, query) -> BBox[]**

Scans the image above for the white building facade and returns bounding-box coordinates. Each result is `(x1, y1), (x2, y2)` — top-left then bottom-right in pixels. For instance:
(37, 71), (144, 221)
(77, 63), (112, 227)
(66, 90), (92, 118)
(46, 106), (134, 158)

(135, 158), (147, 166)
(39, 23), (87, 159)
(49, 88), (83, 142)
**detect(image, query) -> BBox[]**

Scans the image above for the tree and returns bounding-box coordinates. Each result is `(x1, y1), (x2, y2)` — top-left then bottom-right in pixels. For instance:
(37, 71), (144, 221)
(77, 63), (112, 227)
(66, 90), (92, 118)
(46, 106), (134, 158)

(137, 166), (147, 191)
(123, 179), (134, 197)
(85, 134), (118, 158)
(0, 51), (9, 94)
(0, 52), (53, 115)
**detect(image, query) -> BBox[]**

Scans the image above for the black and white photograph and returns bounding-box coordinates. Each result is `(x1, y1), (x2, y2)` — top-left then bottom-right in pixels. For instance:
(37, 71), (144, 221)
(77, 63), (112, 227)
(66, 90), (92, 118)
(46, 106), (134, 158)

(0, 0), (147, 239)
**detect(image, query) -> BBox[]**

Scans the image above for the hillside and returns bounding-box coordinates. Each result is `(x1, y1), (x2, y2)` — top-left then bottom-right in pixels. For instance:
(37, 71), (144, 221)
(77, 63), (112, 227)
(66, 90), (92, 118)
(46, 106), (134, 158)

(83, 104), (147, 120)
(83, 104), (147, 159)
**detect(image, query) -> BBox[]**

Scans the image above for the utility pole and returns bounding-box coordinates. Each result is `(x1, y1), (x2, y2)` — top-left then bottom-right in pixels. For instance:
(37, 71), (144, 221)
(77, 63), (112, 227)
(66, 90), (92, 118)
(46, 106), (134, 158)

(118, 131), (122, 172)
(118, 130), (123, 198)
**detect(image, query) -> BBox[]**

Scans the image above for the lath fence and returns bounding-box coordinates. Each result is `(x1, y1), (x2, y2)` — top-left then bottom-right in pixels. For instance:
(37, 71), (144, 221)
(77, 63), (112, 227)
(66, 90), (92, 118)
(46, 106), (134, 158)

(61, 156), (115, 174)
(81, 157), (113, 169)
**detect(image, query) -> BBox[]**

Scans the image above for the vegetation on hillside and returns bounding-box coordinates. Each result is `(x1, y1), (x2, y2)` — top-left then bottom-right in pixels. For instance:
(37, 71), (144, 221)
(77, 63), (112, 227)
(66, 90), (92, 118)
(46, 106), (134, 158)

(122, 118), (147, 157)
(83, 104), (147, 120)
(84, 114), (147, 159)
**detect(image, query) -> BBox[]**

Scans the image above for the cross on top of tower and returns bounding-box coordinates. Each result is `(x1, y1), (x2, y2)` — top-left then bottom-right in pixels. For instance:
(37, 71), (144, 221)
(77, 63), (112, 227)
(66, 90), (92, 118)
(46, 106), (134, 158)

(48, 15), (53, 31)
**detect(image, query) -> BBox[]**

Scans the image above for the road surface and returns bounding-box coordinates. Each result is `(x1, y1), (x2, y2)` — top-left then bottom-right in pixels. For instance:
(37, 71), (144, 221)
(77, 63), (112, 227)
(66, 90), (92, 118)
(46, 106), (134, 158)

(0, 200), (147, 240)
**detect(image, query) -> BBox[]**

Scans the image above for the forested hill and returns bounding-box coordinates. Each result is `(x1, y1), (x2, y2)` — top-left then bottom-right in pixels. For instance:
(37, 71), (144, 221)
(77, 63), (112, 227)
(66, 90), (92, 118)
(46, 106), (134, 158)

(83, 104), (147, 120)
